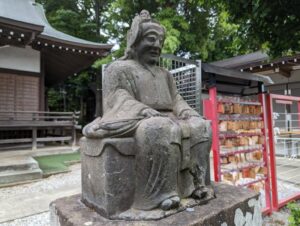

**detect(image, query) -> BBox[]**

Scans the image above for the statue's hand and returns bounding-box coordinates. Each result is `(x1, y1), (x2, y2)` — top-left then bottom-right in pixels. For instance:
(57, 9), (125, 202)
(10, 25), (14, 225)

(179, 110), (201, 120)
(140, 108), (162, 118)
(90, 117), (102, 131)
(82, 117), (102, 136)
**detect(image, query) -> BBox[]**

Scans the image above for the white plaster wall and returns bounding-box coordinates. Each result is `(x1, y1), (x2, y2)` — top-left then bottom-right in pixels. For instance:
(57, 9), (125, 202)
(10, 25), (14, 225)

(0, 45), (40, 73)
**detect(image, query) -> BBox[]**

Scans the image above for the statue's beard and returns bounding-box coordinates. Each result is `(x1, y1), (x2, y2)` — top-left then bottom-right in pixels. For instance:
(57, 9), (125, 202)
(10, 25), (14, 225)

(136, 47), (161, 66)
(146, 57), (159, 65)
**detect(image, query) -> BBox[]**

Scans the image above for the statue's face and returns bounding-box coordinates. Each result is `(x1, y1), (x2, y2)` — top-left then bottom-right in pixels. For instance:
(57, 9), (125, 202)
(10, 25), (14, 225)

(134, 22), (165, 65)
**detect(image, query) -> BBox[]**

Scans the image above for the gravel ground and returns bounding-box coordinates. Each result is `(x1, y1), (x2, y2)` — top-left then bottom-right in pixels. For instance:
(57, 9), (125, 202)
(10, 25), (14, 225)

(0, 163), (295, 226)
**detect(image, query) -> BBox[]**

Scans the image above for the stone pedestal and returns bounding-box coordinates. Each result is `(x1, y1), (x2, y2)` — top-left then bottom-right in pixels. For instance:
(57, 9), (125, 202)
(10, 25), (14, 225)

(80, 137), (136, 218)
(50, 183), (262, 226)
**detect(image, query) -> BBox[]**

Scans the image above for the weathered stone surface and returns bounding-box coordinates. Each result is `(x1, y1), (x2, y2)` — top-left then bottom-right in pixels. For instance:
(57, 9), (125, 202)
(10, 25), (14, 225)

(80, 137), (136, 217)
(79, 9), (214, 219)
(50, 183), (262, 226)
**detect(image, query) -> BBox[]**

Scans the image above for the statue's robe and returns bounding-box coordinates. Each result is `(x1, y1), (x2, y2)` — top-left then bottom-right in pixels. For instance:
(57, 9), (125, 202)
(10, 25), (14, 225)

(83, 60), (211, 210)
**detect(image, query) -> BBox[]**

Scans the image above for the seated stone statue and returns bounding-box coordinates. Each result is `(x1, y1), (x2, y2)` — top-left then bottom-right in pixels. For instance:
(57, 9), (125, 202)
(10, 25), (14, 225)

(82, 10), (214, 218)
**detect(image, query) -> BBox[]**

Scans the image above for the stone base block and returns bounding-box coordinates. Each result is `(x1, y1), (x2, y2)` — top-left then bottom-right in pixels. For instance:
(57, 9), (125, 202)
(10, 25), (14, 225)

(50, 183), (262, 226)
(80, 137), (136, 217)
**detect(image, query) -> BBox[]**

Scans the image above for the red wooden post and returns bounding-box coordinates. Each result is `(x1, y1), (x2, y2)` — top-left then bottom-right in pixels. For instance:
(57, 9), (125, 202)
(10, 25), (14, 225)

(208, 87), (221, 182)
(266, 94), (279, 211)
(298, 101), (300, 129)
(259, 93), (272, 214)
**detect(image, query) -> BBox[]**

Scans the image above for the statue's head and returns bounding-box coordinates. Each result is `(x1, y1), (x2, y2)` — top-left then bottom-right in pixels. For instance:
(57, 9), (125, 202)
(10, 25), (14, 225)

(123, 10), (166, 66)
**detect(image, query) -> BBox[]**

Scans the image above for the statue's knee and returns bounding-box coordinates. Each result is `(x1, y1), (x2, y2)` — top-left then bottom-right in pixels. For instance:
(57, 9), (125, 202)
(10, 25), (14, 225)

(138, 117), (174, 132)
(136, 117), (180, 142)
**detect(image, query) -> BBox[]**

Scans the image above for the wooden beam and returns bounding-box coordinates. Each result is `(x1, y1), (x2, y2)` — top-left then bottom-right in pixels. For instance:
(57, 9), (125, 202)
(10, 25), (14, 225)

(0, 68), (40, 77)
(37, 136), (72, 142)
(257, 70), (276, 75)
(0, 138), (32, 144)
(276, 68), (291, 78)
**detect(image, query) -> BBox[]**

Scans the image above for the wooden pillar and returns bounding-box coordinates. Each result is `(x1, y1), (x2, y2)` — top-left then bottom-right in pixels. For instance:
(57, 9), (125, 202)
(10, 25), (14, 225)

(39, 51), (45, 111)
(72, 126), (76, 148)
(32, 128), (37, 150)
(72, 112), (76, 147)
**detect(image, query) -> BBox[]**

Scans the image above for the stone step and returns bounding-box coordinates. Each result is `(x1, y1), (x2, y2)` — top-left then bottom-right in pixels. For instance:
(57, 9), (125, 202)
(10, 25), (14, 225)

(0, 156), (40, 171)
(0, 168), (42, 185)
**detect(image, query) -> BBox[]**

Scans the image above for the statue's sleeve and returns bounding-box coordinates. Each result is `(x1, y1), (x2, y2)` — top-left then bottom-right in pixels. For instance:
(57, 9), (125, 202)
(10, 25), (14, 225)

(102, 62), (150, 120)
(83, 62), (153, 138)
(167, 72), (200, 117)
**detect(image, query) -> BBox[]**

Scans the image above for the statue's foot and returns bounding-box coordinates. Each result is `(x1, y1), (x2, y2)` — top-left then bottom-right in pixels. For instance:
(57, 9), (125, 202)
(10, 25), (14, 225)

(206, 186), (216, 198)
(160, 196), (180, 211)
(191, 187), (208, 199)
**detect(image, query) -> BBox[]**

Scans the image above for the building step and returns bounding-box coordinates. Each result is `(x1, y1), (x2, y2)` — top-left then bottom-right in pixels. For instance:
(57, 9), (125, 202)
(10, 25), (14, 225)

(0, 168), (42, 185)
(0, 156), (40, 171)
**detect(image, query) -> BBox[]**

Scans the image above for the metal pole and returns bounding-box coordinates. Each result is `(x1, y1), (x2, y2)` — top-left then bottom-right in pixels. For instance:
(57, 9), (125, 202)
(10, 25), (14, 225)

(101, 64), (107, 115)
(195, 60), (202, 114)
(95, 70), (102, 117)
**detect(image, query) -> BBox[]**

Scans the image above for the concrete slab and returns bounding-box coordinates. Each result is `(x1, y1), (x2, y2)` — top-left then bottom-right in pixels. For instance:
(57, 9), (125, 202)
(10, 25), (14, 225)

(0, 168), (42, 185)
(0, 146), (79, 186)
(276, 157), (300, 186)
(0, 156), (39, 171)
(50, 183), (262, 226)
(277, 166), (299, 175)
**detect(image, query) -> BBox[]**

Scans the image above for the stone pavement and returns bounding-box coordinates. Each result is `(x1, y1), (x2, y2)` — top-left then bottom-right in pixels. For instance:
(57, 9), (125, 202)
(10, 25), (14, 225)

(0, 155), (298, 225)
(276, 156), (300, 186)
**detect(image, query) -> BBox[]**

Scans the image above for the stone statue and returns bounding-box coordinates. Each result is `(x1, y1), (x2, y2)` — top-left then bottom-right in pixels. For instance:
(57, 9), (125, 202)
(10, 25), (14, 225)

(81, 10), (214, 220)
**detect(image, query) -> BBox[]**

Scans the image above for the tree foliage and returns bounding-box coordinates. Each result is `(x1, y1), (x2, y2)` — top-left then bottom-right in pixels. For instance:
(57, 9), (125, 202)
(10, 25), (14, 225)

(37, 0), (269, 63)
(219, 0), (300, 57)
(37, 0), (299, 114)
(102, 0), (259, 61)
(104, 0), (212, 59)
(37, 0), (112, 43)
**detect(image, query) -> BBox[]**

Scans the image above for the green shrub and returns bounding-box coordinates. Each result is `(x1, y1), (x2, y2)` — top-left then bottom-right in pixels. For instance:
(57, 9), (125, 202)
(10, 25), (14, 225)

(287, 202), (300, 226)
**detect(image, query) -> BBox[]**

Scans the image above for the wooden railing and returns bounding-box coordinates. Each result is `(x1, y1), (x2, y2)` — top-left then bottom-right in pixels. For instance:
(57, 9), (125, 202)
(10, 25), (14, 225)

(0, 110), (79, 121)
(0, 111), (80, 150)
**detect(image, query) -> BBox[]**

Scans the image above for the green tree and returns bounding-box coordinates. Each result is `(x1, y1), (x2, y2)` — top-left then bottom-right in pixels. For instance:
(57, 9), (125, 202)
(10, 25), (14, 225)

(40, 0), (288, 115)
(204, 3), (261, 62)
(104, 0), (212, 59)
(102, 0), (256, 62)
(37, 0), (113, 117)
(219, 0), (300, 57)
(37, 0), (112, 43)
